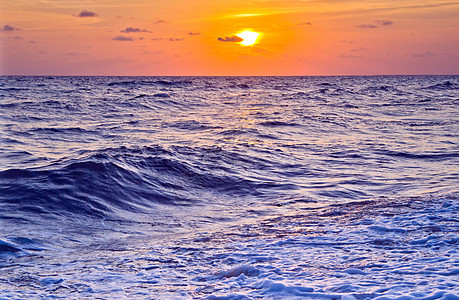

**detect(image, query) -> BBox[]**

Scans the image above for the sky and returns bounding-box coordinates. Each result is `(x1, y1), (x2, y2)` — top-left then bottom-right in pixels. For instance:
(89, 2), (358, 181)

(0, 0), (458, 76)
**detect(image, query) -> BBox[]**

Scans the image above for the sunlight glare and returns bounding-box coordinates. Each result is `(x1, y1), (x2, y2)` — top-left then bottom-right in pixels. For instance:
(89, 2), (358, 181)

(236, 30), (260, 46)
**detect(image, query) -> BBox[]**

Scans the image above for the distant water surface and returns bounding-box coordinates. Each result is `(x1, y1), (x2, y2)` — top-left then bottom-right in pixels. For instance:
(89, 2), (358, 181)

(0, 76), (458, 299)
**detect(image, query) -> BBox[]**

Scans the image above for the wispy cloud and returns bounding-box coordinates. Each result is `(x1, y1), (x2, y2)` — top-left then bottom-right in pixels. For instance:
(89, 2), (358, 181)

(351, 47), (367, 53)
(360, 1), (459, 13)
(218, 35), (243, 42)
(232, 13), (264, 18)
(205, 1), (459, 21)
(76, 10), (98, 18)
(356, 19), (394, 29)
(337, 54), (361, 58)
(355, 24), (378, 29)
(188, 32), (201, 36)
(412, 51), (435, 58)
(168, 38), (184, 42)
(68, 52), (88, 57)
(375, 19), (394, 26)
(339, 40), (355, 44)
(113, 35), (133, 42)
(297, 22), (312, 25)
(144, 50), (163, 55)
(201, 11), (279, 22)
(154, 19), (167, 24)
(0, 24), (19, 32)
(251, 47), (270, 55)
(121, 27), (151, 33)
(274, 2), (459, 20)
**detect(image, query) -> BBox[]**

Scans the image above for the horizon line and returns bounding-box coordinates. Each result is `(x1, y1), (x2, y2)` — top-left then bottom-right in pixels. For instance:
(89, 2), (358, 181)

(1, 74), (458, 77)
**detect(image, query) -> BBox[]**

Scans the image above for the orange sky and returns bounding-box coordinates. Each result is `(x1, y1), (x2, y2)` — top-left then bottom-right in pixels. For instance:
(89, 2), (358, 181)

(1, 0), (458, 75)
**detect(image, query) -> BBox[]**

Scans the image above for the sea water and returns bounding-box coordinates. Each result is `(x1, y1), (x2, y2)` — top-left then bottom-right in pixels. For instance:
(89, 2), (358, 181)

(0, 76), (458, 299)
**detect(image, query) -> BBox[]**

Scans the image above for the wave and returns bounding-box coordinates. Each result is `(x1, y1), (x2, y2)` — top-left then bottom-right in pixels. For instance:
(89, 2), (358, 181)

(423, 81), (459, 90)
(30, 127), (96, 135)
(316, 82), (334, 87)
(0, 87), (29, 92)
(167, 120), (222, 131)
(258, 121), (300, 127)
(153, 79), (193, 87)
(0, 146), (289, 221)
(0, 237), (46, 259)
(107, 79), (193, 88)
(0, 153), (192, 220)
(153, 92), (171, 98)
(228, 83), (251, 89)
(378, 150), (459, 160)
(0, 240), (22, 254)
(107, 80), (138, 86)
(359, 85), (404, 94)
(0, 100), (36, 109)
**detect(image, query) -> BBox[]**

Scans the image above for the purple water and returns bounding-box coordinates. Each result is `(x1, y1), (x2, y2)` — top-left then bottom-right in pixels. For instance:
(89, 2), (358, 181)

(0, 76), (458, 299)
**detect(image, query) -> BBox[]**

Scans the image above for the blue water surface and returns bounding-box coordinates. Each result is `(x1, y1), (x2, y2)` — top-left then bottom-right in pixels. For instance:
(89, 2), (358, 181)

(0, 76), (458, 299)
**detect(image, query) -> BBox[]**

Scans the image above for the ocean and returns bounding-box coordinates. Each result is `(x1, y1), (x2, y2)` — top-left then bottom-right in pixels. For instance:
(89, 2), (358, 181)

(0, 75), (458, 299)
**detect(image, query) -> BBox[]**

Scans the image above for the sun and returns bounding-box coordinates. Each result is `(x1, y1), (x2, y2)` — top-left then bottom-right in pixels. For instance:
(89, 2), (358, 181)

(236, 30), (260, 46)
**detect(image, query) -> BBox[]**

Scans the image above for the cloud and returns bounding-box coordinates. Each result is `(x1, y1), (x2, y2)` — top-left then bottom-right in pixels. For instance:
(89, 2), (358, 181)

(168, 38), (184, 41)
(351, 47), (367, 53)
(68, 52), (88, 57)
(113, 35), (134, 41)
(412, 51), (435, 58)
(77, 10), (98, 17)
(337, 54), (361, 58)
(218, 35), (243, 42)
(188, 32), (201, 36)
(297, 22), (312, 25)
(355, 24), (378, 29)
(352, 2), (459, 14)
(376, 19), (394, 26)
(121, 27), (151, 33)
(232, 13), (264, 18)
(151, 38), (163, 41)
(251, 47), (270, 55)
(154, 19), (167, 24)
(1, 24), (19, 32)
(144, 50), (163, 55)
(356, 19), (394, 29)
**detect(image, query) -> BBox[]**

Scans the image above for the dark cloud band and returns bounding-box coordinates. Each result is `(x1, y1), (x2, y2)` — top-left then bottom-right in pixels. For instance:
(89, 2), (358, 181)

(218, 35), (243, 42)
(1, 25), (19, 32)
(78, 10), (98, 18)
(113, 35), (133, 41)
(121, 27), (151, 33)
